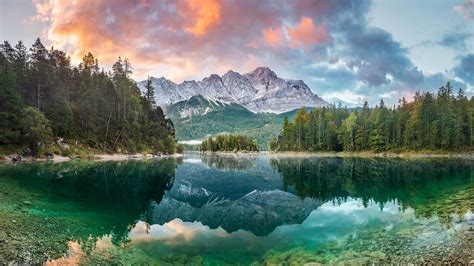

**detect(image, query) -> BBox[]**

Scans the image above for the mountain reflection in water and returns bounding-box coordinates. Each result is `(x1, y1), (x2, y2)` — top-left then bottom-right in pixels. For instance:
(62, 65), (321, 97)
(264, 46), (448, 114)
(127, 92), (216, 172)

(0, 153), (472, 264)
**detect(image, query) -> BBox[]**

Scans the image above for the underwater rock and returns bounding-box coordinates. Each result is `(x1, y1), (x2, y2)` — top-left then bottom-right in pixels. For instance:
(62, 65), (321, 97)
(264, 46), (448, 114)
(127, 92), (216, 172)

(0, 231), (7, 242)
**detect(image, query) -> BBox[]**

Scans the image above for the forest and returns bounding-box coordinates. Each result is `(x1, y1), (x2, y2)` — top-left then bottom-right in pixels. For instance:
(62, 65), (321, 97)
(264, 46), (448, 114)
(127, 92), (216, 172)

(0, 38), (177, 155)
(270, 83), (474, 152)
(200, 134), (259, 152)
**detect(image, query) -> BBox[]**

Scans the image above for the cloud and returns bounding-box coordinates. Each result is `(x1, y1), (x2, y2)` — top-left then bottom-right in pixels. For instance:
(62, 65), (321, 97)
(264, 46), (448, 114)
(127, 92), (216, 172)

(30, 0), (468, 106)
(32, 0), (54, 22)
(439, 32), (472, 51)
(454, 0), (474, 20)
(263, 27), (286, 47)
(322, 89), (369, 106)
(286, 17), (328, 49)
(33, 0), (292, 81)
(299, 63), (356, 91)
(262, 16), (328, 50)
(181, 0), (221, 36)
(453, 54), (474, 84)
(343, 26), (424, 87)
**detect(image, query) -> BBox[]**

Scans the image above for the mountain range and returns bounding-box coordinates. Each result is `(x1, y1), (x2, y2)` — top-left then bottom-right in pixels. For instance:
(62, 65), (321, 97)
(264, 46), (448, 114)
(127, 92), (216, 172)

(137, 66), (329, 114)
(137, 67), (330, 148)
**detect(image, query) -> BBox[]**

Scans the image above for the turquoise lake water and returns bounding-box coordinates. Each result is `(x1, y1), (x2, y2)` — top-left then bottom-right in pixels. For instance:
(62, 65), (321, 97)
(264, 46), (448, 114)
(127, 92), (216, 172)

(0, 153), (473, 264)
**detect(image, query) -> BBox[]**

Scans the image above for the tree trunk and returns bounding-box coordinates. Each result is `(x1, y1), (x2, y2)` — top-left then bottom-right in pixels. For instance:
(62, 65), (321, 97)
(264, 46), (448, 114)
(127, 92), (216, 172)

(103, 112), (112, 151)
(37, 84), (40, 110)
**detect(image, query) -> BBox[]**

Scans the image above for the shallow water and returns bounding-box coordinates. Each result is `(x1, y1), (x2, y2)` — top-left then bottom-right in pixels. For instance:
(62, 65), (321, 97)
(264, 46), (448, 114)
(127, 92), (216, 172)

(0, 154), (473, 264)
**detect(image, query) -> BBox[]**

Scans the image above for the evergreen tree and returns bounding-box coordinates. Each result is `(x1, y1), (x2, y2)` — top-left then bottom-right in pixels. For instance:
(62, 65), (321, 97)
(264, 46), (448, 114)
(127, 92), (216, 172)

(200, 134), (258, 152)
(273, 82), (472, 152)
(0, 38), (177, 155)
(144, 76), (155, 106)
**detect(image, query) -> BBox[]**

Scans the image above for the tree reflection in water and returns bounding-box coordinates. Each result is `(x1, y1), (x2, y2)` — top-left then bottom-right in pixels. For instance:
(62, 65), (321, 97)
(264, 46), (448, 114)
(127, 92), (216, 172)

(270, 157), (474, 224)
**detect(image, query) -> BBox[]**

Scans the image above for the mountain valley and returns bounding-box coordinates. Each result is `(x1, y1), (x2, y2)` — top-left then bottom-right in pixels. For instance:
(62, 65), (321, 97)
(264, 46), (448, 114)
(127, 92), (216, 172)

(137, 67), (329, 147)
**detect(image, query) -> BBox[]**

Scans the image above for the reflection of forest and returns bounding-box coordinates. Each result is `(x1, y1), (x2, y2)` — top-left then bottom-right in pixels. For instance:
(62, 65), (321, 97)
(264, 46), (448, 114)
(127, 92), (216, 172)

(0, 158), (178, 249)
(200, 154), (256, 170)
(270, 158), (474, 223)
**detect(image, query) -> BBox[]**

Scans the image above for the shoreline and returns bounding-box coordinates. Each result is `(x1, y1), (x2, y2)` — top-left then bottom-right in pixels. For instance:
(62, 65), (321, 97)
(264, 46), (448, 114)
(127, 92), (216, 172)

(194, 150), (474, 159)
(0, 153), (183, 163)
(265, 151), (474, 159)
(94, 153), (183, 161)
(2, 150), (473, 163)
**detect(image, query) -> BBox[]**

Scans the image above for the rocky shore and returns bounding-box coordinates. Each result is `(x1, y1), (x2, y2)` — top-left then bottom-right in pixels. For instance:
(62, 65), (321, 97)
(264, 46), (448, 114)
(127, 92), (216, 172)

(0, 152), (183, 163)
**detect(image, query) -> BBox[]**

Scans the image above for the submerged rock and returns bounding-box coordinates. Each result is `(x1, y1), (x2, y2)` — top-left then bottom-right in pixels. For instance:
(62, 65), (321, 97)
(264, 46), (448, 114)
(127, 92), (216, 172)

(0, 231), (7, 242)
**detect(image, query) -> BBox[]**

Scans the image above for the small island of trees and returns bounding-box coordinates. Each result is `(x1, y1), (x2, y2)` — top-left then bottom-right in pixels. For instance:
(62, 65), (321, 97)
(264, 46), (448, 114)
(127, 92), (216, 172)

(200, 134), (259, 152)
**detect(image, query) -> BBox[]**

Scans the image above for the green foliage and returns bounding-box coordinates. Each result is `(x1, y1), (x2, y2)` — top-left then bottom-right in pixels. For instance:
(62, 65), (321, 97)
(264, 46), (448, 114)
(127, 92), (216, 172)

(0, 38), (177, 154)
(160, 135), (177, 154)
(144, 76), (155, 106)
(200, 134), (259, 152)
(169, 96), (272, 141)
(338, 112), (357, 151)
(273, 83), (474, 152)
(19, 107), (53, 149)
(169, 97), (304, 150)
(176, 143), (184, 154)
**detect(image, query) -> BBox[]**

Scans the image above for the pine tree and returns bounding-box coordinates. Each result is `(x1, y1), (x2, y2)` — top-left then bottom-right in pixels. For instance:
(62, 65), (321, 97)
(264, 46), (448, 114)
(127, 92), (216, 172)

(273, 82), (472, 152)
(145, 76), (155, 106)
(0, 37), (177, 154)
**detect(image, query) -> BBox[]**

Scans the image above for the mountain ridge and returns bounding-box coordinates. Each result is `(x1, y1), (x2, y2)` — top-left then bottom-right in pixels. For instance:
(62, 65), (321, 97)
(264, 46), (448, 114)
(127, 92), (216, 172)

(137, 67), (329, 114)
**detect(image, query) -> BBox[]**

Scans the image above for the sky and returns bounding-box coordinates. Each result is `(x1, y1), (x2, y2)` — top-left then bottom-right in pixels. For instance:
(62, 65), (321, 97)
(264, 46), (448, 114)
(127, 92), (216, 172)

(1, 0), (473, 106)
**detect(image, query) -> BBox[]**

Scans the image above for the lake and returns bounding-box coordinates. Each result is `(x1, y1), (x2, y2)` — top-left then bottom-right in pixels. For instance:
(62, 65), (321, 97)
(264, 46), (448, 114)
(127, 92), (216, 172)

(0, 153), (473, 264)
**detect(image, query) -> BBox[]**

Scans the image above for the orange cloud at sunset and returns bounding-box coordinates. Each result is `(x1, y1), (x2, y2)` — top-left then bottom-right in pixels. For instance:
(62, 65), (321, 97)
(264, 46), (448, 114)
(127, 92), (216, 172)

(182, 0), (221, 36)
(33, 0), (250, 80)
(42, 0), (153, 64)
(286, 17), (328, 49)
(263, 27), (285, 47)
(261, 16), (328, 50)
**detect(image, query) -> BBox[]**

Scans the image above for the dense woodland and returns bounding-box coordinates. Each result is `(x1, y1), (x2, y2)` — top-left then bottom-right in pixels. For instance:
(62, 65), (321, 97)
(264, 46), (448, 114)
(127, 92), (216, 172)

(271, 83), (474, 152)
(0, 38), (177, 155)
(200, 134), (259, 152)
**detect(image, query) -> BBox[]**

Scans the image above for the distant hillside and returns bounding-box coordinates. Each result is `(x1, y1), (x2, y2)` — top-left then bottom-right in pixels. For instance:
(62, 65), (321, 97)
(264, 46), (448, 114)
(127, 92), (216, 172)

(167, 95), (304, 149)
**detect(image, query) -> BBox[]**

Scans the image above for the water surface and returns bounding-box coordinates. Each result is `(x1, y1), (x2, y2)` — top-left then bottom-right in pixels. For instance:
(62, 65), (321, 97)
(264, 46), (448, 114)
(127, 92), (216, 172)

(0, 154), (473, 264)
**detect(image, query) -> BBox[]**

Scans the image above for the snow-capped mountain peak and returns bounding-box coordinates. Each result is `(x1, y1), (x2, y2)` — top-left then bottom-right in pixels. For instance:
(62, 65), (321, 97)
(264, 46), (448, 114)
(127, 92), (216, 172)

(137, 67), (329, 113)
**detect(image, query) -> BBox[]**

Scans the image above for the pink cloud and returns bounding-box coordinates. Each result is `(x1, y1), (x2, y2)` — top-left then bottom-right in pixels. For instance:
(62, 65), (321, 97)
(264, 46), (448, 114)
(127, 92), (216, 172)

(263, 27), (286, 47)
(286, 17), (328, 49)
(261, 16), (329, 50)
(32, 0), (54, 22)
(30, 1), (345, 81)
(454, 0), (474, 20)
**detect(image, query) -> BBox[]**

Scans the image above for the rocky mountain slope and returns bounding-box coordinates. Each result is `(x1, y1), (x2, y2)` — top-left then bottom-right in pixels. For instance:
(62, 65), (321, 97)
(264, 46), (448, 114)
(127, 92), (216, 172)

(137, 67), (329, 114)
